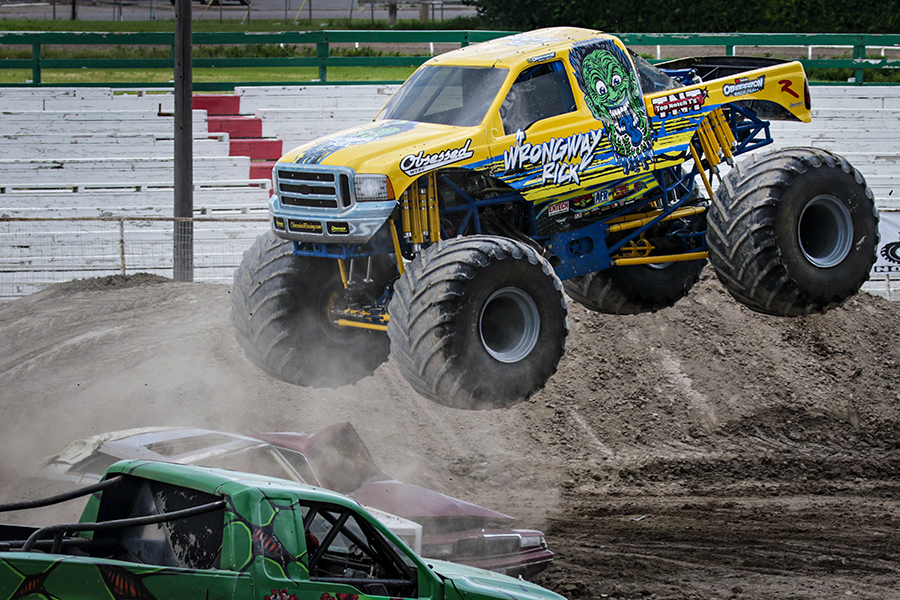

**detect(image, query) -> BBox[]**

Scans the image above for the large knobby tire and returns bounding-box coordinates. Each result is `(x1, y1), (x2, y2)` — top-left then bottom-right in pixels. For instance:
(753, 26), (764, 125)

(708, 147), (879, 316)
(231, 231), (390, 388)
(387, 236), (568, 410)
(563, 260), (706, 315)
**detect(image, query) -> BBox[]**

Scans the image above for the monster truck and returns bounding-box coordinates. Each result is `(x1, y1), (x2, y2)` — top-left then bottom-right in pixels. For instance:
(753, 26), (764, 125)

(231, 27), (879, 410)
(0, 460), (565, 600)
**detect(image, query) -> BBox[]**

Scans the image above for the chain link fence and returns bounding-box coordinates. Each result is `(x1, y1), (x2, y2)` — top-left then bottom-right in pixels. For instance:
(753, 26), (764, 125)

(0, 216), (268, 300)
(1, 215), (897, 301)
(862, 276), (899, 302)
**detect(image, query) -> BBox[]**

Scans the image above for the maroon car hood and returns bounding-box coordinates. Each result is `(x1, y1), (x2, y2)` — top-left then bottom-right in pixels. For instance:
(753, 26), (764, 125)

(351, 479), (516, 523)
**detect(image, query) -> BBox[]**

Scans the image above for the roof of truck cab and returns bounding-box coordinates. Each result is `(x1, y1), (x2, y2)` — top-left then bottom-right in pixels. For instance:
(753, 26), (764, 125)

(103, 459), (357, 505)
(426, 27), (612, 68)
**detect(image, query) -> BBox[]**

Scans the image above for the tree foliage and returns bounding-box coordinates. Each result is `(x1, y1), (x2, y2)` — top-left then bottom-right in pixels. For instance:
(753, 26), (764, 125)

(466, 0), (900, 33)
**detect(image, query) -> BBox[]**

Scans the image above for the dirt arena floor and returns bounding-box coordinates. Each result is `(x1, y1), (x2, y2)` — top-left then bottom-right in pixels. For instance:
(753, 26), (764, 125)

(1, 269), (898, 599)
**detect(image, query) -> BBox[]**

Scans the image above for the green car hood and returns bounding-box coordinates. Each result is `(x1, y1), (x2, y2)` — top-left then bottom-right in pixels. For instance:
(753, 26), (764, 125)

(430, 560), (565, 600)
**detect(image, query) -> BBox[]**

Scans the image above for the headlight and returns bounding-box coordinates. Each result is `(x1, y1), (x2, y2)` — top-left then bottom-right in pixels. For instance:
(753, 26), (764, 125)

(421, 543), (455, 559)
(355, 174), (394, 202)
(519, 535), (545, 549)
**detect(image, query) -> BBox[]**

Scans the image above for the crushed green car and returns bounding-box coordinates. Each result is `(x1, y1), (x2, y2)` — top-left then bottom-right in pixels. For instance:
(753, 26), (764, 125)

(0, 460), (565, 600)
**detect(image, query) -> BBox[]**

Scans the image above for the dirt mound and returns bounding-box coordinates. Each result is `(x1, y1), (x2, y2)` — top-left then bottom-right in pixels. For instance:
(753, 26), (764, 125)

(1, 269), (899, 599)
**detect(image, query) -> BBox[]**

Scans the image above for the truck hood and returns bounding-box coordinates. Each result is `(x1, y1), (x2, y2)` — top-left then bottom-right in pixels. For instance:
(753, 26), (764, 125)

(431, 560), (564, 600)
(277, 119), (484, 189)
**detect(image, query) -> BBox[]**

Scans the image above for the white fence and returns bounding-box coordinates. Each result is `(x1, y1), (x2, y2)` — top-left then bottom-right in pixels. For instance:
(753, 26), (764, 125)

(1, 213), (896, 302)
(0, 216), (268, 300)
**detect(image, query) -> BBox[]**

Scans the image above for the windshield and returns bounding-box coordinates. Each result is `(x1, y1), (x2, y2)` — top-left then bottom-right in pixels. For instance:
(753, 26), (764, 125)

(379, 65), (508, 127)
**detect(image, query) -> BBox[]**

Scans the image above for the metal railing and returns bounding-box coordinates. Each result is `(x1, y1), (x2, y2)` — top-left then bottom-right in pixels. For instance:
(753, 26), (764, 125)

(2, 31), (900, 89)
(0, 30), (515, 90)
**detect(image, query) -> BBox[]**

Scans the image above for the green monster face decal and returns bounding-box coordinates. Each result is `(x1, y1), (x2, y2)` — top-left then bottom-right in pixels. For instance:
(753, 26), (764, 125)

(571, 39), (656, 174)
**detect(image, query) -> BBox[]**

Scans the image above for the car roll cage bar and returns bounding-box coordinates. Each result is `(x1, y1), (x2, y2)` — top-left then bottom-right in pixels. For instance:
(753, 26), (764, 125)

(0, 475), (226, 555)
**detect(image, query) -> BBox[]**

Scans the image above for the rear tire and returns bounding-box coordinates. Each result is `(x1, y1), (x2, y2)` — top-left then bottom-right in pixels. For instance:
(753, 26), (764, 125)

(231, 232), (391, 387)
(387, 236), (568, 410)
(564, 260), (705, 315)
(708, 147), (879, 316)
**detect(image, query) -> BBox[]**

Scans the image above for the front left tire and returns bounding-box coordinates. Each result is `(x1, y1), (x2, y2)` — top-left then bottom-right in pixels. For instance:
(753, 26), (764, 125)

(231, 232), (391, 388)
(387, 236), (568, 410)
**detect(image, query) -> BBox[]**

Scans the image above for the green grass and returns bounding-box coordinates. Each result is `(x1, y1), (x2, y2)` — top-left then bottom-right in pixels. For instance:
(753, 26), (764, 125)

(0, 44), (411, 61)
(808, 68), (900, 84)
(0, 16), (486, 32)
(0, 20), (444, 85)
(4, 20), (894, 84)
(0, 66), (418, 85)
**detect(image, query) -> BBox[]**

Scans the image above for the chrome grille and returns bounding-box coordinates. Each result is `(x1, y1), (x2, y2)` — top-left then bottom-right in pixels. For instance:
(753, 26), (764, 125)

(276, 166), (352, 209)
(455, 534), (521, 558)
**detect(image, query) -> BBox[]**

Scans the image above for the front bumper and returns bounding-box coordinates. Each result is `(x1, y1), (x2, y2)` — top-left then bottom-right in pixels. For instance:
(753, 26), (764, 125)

(420, 529), (554, 581)
(269, 162), (396, 245)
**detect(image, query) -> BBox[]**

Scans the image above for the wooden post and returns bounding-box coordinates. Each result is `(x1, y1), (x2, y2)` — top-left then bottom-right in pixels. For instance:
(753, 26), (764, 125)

(316, 41), (328, 83)
(31, 44), (40, 85)
(174, 0), (194, 282)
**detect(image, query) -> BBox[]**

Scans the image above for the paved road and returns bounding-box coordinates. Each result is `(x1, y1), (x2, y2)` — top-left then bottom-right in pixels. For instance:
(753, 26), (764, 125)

(0, 0), (476, 23)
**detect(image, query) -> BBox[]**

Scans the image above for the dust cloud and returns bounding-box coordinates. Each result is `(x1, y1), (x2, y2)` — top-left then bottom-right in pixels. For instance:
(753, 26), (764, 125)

(2, 270), (900, 599)
(0, 273), (558, 527)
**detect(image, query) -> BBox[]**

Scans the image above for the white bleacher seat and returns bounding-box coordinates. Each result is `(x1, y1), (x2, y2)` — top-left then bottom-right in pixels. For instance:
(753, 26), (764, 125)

(235, 85), (398, 114)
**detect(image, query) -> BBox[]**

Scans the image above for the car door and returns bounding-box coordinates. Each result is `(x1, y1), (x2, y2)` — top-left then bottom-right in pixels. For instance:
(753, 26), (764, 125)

(489, 59), (598, 207)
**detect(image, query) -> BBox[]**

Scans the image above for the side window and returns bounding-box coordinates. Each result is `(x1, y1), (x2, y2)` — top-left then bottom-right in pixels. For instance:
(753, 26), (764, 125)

(302, 503), (417, 598)
(94, 478), (225, 570)
(500, 61), (577, 135)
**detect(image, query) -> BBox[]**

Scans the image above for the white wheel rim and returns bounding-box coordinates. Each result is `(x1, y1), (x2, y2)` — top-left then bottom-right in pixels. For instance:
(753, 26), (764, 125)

(479, 287), (540, 364)
(798, 195), (853, 268)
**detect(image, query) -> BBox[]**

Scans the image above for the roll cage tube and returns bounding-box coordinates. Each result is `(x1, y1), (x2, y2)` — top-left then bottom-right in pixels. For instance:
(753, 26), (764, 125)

(304, 504), (417, 586)
(0, 475), (125, 514)
(20, 499), (227, 553)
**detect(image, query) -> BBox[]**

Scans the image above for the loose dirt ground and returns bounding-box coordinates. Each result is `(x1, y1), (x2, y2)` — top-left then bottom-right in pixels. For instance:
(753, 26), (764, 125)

(1, 269), (899, 599)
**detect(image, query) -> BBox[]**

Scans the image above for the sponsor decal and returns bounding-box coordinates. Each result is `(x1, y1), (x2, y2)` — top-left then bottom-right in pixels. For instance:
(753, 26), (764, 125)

(288, 219), (322, 234)
(611, 179), (646, 201)
(593, 189), (610, 204)
(882, 241), (900, 265)
(273, 216), (285, 231)
(723, 75), (765, 97)
(779, 79), (800, 98)
(875, 212), (900, 272)
(503, 129), (604, 186)
(400, 139), (474, 176)
(327, 221), (350, 235)
(529, 51), (557, 63)
(650, 88), (709, 118)
(548, 200), (570, 216)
